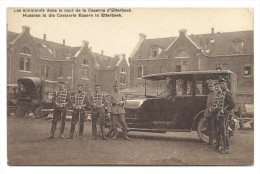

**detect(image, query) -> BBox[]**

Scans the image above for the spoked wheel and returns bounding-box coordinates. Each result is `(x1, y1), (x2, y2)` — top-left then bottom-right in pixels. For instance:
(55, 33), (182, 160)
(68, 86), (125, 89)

(197, 117), (209, 143)
(16, 107), (27, 118)
(96, 114), (113, 137)
(33, 106), (49, 118)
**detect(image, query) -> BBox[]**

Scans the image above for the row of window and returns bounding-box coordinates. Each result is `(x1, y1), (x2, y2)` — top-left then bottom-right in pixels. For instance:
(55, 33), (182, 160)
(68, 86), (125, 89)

(136, 63), (252, 79)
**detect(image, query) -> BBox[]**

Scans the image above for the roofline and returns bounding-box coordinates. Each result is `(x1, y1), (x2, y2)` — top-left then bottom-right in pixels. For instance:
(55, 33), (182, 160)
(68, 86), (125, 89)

(202, 53), (253, 57)
(165, 36), (179, 51)
(142, 70), (236, 80)
(39, 58), (71, 62)
(132, 57), (168, 61)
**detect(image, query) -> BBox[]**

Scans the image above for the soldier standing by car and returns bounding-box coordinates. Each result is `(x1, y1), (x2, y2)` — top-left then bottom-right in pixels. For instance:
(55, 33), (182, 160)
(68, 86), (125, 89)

(212, 82), (225, 152)
(108, 81), (131, 140)
(66, 84), (89, 139)
(90, 84), (108, 140)
(204, 80), (216, 146)
(47, 81), (70, 139)
(218, 76), (235, 154)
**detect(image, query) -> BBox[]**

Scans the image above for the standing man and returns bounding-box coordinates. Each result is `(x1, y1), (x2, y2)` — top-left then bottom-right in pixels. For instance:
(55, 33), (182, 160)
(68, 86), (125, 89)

(47, 81), (70, 139)
(67, 84), (89, 139)
(90, 84), (108, 140)
(204, 80), (216, 146)
(108, 81), (131, 140)
(218, 76), (235, 154)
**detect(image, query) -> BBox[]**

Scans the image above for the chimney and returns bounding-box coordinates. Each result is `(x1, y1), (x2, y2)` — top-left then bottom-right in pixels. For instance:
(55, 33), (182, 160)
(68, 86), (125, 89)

(101, 50), (103, 55)
(139, 33), (147, 41)
(63, 39), (65, 46)
(22, 25), (30, 33)
(211, 28), (214, 34)
(82, 40), (89, 47)
(43, 34), (46, 42)
(179, 29), (187, 36)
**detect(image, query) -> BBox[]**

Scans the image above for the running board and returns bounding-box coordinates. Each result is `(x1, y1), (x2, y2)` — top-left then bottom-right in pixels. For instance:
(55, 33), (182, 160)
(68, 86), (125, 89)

(128, 128), (191, 133)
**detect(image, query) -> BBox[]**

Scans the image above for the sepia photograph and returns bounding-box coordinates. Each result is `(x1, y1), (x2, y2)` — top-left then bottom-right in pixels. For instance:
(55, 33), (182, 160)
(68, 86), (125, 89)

(2, 2), (257, 170)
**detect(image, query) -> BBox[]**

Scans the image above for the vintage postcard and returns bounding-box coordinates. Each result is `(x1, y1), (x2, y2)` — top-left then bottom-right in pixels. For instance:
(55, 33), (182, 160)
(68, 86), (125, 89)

(5, 6), (255, 169)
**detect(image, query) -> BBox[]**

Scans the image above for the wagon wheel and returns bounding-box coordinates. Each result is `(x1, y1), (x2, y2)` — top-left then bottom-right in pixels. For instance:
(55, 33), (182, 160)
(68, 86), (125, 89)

(197, 117), (209, 143)
(16, 107), (27, 117)
(96, 114), (113, 137)
(33, 106), (49, 118)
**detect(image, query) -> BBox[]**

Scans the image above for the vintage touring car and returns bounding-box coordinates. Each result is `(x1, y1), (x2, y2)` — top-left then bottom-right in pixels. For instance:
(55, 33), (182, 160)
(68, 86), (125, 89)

(122, 70), (238, 142)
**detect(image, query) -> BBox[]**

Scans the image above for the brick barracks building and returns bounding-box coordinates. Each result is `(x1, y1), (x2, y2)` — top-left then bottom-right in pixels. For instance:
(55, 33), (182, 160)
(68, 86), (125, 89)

(128, 28), (253, 103)
(7, 26), (129, 95)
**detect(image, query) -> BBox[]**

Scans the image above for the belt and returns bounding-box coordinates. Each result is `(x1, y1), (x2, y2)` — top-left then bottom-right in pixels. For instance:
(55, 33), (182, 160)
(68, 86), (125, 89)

(112, 103), (123, 106)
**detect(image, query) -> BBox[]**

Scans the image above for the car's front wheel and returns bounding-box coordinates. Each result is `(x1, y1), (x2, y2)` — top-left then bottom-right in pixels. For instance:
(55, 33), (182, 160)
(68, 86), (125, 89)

(197, 117), (209, 143)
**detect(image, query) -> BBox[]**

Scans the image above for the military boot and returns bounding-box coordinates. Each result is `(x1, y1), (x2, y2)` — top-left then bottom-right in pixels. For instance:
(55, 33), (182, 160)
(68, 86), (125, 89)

(47, 124), (56, 139)
(124, 135), (131, 140)
(112, 132), (118, 140)
(101, 126), (108, 140)
(66, 132), (74, 139)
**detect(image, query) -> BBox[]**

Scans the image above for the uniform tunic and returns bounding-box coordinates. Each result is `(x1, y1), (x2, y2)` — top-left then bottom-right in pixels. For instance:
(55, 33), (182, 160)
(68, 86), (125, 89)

(89, 92), (108, 137)
(50, 88), (70, 136)
(108, 91), (128, 134)
(69, 91), (89, 136)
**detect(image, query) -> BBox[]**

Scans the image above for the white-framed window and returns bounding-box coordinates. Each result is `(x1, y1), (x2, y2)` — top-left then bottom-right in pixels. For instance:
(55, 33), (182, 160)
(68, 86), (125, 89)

(19, 47), (32, 72)
(137, 66), (148, 79)
(83, 59), (88, 66)
(120, 75), (126, 84)
(175, 50), (190, 59)
(41, 66), (50, 78)
(222, 64), (229, 70)
(121, 67), (125, 73)
(137, 67), (142, 78)
(81, 67), (89, 79)
(216, 64), (222, 70)
(176, 65), (181, 72)
(244, 64), (252, 77)
(20, 47), (31, 55)
(151, 48), (159, 57)
(58, 66), (63, 77)
(20, 57), (31, 71)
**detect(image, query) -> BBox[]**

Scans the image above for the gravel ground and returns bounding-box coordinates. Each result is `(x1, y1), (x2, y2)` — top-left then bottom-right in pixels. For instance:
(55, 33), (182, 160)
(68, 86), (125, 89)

(7, 116), (254, 166)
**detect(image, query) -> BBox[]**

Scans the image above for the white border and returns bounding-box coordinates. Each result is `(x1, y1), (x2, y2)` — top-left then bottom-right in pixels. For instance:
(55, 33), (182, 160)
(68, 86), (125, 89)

(1, 1), (259, 174)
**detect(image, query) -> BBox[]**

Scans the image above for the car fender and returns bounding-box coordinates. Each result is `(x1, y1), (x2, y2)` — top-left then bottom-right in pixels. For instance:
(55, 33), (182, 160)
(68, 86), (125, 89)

(192, 110), (205, 130)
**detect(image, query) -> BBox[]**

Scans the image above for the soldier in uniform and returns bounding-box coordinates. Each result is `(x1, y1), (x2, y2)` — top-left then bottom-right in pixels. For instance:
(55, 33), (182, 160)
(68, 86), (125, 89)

(108, 81), (131, 140)
(212, 82), (225, 152)
(218, 76), (235, 154)
(204, 80), (216, 146)
(90, 84), (108, 140)
(47, 81), (70, 139)
(66, 84), (89, 139)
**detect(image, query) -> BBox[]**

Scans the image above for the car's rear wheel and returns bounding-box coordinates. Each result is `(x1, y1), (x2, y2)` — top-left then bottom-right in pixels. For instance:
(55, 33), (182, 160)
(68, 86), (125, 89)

(197, 117), (209, 143)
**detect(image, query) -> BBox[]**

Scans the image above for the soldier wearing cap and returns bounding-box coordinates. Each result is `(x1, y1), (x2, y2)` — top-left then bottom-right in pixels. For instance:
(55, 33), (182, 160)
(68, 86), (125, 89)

(204, 80), (216, 146)
(89, 84), (108, 140)
(108, 81), (131, 140)
(218, 76), (235, 154)
(47, 80), (70, 139)
(66, 84), (89, 139)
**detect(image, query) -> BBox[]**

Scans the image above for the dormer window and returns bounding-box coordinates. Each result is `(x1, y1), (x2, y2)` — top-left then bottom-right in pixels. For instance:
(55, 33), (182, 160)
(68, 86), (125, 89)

(231, 38), (244, 53)
(121, 67), (126, 73)
(151, 47), (162, 58)
(175, 50), (190, 59)
(152, 48), (158, 57)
